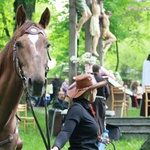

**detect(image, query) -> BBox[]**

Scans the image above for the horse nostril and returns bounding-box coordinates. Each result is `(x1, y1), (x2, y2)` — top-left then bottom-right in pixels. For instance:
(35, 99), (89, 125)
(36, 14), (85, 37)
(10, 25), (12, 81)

(28, 78), (33, 87)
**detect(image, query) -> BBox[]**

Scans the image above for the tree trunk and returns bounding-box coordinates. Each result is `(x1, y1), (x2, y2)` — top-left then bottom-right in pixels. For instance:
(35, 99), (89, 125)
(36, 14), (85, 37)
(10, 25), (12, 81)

(69, 0), (77, 84)
(14, 0), (36, 19)
(85, 0), (92, 53)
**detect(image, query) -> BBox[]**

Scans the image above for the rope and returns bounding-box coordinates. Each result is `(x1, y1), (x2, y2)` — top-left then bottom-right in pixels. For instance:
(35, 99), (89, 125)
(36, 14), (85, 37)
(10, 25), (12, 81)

(43, 94), (51, 149)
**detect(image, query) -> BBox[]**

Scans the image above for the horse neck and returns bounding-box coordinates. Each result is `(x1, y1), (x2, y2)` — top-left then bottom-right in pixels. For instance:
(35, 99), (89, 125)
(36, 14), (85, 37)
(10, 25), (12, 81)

(0, 54), (23, 129)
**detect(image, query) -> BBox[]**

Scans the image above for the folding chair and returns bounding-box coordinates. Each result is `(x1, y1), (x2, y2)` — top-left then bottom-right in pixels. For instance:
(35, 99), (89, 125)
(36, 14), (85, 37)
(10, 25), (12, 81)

(111, 86), (128, 117)
(145, 85), (150, 117)
(17, 104), (35, 131)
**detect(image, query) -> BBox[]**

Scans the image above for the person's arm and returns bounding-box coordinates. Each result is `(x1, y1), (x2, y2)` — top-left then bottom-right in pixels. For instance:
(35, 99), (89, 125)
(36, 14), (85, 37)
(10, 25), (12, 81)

(62, 101), (68, 110)
(61, 82), (65, 90)
(105, 84), (110, 99)
(51, 104), (83, 149)
(53, 100), (62, 109)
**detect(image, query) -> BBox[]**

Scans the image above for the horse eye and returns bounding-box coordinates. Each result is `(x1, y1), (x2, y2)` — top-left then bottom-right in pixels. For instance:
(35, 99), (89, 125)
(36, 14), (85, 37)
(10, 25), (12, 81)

(46, 43), (51, 49)
(16, 41), (23, 49)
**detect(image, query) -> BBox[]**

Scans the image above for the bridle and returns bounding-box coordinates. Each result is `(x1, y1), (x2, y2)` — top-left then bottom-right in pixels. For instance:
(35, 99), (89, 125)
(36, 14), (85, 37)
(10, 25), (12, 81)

(13, 26), (51, 90)
(14, 25), (51, 150)
(0, 26), (51, 149)
(18, 25), (51, 150)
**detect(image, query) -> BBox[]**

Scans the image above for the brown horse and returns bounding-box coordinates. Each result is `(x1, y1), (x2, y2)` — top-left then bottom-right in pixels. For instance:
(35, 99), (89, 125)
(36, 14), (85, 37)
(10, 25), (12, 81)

(0, 5), (50, 150)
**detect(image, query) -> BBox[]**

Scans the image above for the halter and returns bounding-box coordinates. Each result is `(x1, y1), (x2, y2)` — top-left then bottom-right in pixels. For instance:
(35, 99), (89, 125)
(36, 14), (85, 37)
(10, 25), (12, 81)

(13, 26), (51, 81)
(12, 26), (51, 149)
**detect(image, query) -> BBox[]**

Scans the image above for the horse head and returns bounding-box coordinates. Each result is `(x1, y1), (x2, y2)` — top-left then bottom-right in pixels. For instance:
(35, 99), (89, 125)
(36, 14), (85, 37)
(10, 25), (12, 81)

(14, 5), (51, 97)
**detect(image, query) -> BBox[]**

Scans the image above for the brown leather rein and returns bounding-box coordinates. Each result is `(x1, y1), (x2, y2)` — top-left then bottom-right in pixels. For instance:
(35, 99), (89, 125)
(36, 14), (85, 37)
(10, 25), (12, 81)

(26, 93), (51, 150)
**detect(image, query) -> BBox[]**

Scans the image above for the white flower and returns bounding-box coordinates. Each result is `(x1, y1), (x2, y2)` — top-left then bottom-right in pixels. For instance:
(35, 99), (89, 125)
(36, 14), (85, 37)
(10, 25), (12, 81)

(70, 56), (78, 63)
(70, 52), (98, 65)
(89, 56), (97, 65)
(82, 52), (91, 59)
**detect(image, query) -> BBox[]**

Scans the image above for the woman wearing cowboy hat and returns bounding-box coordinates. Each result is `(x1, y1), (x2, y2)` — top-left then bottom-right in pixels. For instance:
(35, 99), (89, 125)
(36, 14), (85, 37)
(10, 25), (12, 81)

(51, 74), (107, 150)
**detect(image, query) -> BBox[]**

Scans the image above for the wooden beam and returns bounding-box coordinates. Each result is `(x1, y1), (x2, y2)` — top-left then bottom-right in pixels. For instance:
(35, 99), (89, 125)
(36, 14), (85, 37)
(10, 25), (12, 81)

(98, 1), (104, 66)
(85, 0), (92, 53)
(69, 0), (77, 84)
(68, 0), (104, 84)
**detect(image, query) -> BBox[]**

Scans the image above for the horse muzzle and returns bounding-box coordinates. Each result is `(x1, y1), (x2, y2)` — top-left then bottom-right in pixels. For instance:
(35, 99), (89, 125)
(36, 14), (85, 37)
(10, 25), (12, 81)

(24, 76), (47, 97)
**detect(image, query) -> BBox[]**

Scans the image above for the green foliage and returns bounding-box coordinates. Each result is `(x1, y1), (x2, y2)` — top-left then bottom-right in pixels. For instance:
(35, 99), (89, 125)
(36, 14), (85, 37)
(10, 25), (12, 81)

(49, 9), (69, 65)
(35, 1), (69, 78)
(0, 0), (14, 50)
(103, 0), (150, 81)
(0, 0), (150, 82)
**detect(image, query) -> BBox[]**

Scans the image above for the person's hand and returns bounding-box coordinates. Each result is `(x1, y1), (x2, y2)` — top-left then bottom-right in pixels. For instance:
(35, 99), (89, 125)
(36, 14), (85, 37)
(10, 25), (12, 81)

(98, 135), (109, 146)
(51, 146), (59, 150)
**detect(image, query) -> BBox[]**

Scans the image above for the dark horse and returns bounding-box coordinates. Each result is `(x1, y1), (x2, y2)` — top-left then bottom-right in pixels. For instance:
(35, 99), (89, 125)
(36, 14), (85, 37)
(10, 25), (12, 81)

(0, 5), (50, 149)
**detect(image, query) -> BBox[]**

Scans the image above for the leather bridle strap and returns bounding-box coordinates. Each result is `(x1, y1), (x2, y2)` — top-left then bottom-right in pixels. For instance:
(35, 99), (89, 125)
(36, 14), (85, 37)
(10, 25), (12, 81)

(26, 92), (50, 150)
(0, 134), (14, 146)
(24, 26), (46, 36)
(13, 25), (51, 89)
(43, 94), (50, 149)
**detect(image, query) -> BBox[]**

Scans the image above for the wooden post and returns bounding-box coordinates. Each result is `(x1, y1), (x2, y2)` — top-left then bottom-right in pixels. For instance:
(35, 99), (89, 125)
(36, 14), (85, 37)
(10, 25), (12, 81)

(85, 0), (92, 53)
(69, 0), (104, 84)
(98, 1), (104, 66)
(69, 0), (77, 84)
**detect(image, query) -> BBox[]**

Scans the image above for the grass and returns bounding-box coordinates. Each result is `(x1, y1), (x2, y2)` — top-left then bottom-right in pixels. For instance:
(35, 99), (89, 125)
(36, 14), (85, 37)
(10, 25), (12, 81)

(19, 106), (146, 150)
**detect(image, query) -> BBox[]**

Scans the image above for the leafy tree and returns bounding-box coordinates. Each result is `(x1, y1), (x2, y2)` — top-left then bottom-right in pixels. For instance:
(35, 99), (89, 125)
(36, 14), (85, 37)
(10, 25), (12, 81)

(103, 0), (150, 81)
(0, 0), (150, 82)
(0, 0), (14, 49)
(0, 0), (36, 50)
(14, 0), (36, 19)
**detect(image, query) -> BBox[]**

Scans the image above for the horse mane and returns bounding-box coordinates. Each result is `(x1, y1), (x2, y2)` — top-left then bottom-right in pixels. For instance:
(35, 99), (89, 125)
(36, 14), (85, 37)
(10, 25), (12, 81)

(0, 20), (42, 76)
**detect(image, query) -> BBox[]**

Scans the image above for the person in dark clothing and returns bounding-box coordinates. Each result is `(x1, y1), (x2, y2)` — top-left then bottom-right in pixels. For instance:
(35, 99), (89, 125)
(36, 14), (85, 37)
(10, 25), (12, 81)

(51, 74), (61, 101)
(51, 74), (108, 150)
(91, 64), (110, 134)
(53, 91), (68, 110)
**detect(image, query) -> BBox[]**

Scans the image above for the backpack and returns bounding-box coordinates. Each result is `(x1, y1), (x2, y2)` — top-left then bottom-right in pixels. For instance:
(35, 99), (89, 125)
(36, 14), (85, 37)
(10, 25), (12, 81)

(106, 124), (121, 141)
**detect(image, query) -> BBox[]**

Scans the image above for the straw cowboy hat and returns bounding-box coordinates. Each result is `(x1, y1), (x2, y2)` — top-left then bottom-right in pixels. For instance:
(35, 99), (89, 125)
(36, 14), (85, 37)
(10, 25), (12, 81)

(67, 74), (107, 98)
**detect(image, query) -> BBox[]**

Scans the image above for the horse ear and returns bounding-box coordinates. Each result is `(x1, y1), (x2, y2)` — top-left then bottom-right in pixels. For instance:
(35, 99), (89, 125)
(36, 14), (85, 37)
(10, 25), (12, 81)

(16, 5), (27, 27)
(39, 8), (50, 29)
